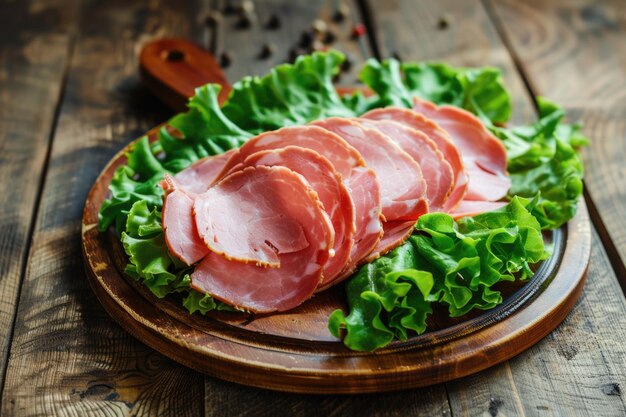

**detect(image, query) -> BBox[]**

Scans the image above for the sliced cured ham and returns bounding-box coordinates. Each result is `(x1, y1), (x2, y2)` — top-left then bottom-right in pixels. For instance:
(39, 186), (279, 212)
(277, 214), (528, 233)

(191, 165), (334, 313)
(220, 125), (365, 180)
(312, 118), (429, 222)
(325, 167), (384, 287)
(240, 146), (356, 285)
(160, 175), (209, 266)
(363, 107), (468, 212)
(365, 220), (416, 262)
(174, 150), (236, 194)
(193, 165), (329, 268)
(358, 118), (454, 211)
(451, 200), (507, 220)
(412, 98), (510, 201)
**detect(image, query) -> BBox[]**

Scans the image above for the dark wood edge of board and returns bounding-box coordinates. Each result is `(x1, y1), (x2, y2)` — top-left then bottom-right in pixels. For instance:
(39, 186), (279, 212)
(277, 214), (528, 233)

(81, 127), (591, 394)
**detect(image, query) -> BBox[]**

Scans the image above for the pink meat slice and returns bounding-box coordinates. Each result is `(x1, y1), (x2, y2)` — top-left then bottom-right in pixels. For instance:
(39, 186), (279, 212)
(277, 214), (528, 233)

(191, 165), (334, 313)
(365, 220), (416, 262)
(312, 117), (429, 222)
(451, 200), (507, 220)
(240, 146), (356, 285)
(412, 98), (510, 201)
(359, 118), (454, 211)
(160, 175), (210, 266)
(363, 107), (468, 212)
(193, 166), (324, 268)
(219, 125), (365, 180)
(323, 167), (384, 288)
(174, 149), (236, 194)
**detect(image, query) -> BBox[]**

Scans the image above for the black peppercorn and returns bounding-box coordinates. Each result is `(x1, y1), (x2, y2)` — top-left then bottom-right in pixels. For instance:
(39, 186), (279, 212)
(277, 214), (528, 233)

(220, 51), (232, 68)
(265, 13), (281, 29)
(259, 43), (275, 59)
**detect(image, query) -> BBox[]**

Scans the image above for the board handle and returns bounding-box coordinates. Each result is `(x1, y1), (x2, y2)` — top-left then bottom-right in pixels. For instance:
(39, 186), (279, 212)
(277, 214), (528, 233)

(140, 39), (231, 112)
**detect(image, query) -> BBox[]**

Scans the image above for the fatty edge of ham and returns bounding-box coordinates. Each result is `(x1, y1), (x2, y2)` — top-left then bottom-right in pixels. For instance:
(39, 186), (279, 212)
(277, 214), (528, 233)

(324, 166), (384, 288)
(412, 97), (510, 202)
(240, 146), (356, 286)
(191, 165), (335, 313)
(160, 175), (210, 266)
(218, 125), (365, 181)
(174, 149), (236, 194)
(363, 107), (468, 212)
(312, 117), (429, 222)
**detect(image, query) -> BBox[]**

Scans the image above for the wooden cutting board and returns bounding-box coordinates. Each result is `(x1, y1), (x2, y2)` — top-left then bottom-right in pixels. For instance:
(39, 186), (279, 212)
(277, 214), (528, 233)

(81, 39), (591, 394)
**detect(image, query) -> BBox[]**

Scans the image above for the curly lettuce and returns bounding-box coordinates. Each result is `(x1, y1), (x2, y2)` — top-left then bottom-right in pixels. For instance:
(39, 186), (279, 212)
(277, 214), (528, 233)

(329, 197), (548, 351)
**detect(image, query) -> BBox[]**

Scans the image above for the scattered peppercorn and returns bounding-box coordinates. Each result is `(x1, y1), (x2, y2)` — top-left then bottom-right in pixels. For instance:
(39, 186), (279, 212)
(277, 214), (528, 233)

(258, 43), (275, 59)
(235, 12), (254, 29)
(322, 30), (336, 44)
(299, 30), (314, 48)
(351, 23), (366, 39)
(223, 1), (237, 15)
(220, 51), (232, 68)
(312, 19), (327, 34)
(239, 0), (254, 14)
(265, 13), (281, 29)
(311, 40), (326, 52)
(438, 13), (452, 29)
(332, 3), (349, 22)
(340, 55), (353, 72)
(204, 10), (222, 27)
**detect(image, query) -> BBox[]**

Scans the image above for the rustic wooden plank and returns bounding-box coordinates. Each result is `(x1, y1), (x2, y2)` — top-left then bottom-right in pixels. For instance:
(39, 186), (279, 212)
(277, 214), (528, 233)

(0, 0), (78, 394)
(213, 0), (369, 86)
(1, 1), (210, 415)
(205, 379), (450, 417)
(200, 0), (451, 414)
(488, 0), (626, 287)
(366, 0), (626, 415)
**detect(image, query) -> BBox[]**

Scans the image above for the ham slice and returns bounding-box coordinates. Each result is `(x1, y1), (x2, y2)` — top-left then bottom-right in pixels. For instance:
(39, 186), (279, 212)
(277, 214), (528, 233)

(174, 150), (235, 194)
(412, 98), (510, 201)
(191, 165), (334, 313)
(363, 107), (468, 212)
(451, 200), (507, 220)
(220, 124), (384, 280)
(320, 166), (383, 289)
(359, 118), (454, 211)
(240, 146), (356, 285)
(312, 118), (429, 222)
(219, 125), (365, 180)
(193, 166), (327, 268)
(160, 175), (209, 266)
(365, 220), (416, 262)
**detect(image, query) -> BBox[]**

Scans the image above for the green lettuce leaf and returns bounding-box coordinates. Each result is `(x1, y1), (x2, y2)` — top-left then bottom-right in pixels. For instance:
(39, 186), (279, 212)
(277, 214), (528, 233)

(222, 50), (359, 133)
(359, 58), (512, 123)
(329, 197), (547, 351)
(492, 98), (587, 229)
(120, 200), (220, 313)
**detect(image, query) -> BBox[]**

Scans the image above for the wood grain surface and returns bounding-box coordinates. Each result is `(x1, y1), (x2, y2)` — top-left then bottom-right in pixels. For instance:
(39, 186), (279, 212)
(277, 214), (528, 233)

(0, 0), (624, 415)
(0, 0), (78, 393)
(0, 1), (206, 415)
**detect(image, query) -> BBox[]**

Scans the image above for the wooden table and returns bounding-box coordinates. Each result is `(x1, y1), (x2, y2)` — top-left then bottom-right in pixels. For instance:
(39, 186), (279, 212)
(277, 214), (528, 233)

(1, 0), (625, 415)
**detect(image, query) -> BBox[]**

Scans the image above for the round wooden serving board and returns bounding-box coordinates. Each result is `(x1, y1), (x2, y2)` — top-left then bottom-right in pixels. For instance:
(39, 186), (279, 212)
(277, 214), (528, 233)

(81, 39), (591, 394)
